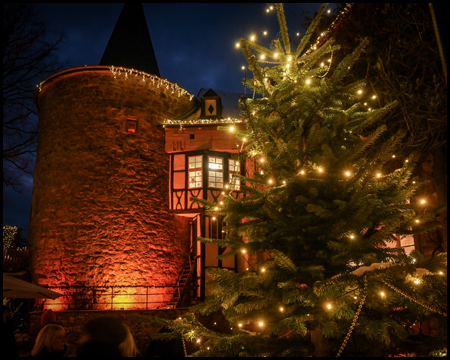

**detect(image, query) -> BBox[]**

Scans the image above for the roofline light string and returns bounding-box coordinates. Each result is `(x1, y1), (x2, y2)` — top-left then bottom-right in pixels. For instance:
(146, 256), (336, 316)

(109, 66), (194, 101)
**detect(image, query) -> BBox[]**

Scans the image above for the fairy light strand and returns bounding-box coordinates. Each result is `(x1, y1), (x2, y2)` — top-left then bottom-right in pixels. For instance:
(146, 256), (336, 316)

(163, 118), (243, 126)
(381, 279), (447, 317)
(337, 276), (368, 357)
(109, 66), (194, 101)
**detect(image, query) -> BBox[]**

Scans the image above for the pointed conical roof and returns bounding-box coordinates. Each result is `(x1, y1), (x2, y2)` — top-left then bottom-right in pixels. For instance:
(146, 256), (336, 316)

(100, 3), (160, 77)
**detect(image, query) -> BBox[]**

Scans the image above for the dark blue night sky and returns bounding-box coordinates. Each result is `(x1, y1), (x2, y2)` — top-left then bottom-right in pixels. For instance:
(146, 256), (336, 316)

(3, 3), (325, 240)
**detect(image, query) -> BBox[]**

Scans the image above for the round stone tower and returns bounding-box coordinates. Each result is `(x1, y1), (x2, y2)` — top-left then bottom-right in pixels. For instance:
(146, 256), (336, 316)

(29, 66), (197, 309)
(28, 4), (199, 309)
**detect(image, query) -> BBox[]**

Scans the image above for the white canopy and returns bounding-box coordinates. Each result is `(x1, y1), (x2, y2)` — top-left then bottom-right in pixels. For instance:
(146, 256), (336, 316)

(3, 274), (63, 299)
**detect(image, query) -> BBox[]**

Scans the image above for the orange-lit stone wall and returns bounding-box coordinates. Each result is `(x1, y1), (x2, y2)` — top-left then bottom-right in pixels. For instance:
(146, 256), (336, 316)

(29, 66), (198, 309)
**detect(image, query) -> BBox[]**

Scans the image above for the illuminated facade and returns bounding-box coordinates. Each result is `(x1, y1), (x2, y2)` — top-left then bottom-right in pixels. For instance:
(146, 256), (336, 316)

(28, 4), (247, 310)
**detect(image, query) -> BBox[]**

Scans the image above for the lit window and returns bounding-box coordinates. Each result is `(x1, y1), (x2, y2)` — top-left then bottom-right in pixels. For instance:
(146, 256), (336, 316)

(208, 156), (223, 189)
(229, 159), (241, 190)
(188, 156), (202, 188)
(127, 119), (137, 133)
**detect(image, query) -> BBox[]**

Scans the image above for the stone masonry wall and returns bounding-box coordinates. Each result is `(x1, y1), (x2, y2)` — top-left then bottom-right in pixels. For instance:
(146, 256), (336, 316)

(29, 67), (197, 308)
(29, 309), (188, 356)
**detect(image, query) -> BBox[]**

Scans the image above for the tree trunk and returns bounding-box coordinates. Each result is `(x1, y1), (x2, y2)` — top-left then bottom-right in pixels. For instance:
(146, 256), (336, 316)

(311, 326), (330, 357)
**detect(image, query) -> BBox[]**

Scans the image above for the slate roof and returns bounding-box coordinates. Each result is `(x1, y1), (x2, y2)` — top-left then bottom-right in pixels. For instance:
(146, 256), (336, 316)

(100, 3), (160, 77)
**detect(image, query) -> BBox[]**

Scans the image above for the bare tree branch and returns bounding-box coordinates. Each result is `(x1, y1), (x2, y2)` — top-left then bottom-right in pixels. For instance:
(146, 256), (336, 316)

(3, 3), (65, 191)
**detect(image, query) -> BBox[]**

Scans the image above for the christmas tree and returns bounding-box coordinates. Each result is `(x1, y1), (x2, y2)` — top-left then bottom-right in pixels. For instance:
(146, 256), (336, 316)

(139, 4), (447, 356)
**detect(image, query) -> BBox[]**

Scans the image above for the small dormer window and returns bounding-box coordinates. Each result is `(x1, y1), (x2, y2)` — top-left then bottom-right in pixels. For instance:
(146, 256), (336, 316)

(127, 119), (137, 133)
(200, 89), (222, 119)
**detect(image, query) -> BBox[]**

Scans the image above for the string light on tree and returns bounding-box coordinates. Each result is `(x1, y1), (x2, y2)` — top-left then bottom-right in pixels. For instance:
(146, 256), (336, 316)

(167, 3), (448, 357)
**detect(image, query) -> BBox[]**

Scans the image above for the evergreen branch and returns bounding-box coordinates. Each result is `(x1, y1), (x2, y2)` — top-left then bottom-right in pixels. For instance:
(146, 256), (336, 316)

(294, 3), (329, 58)
(275, 3), (291, 55)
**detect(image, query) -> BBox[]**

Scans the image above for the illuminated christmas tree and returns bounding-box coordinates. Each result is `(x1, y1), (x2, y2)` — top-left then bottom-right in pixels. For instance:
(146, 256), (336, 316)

(3, 225), (18, 248)
(140, 4), (447, 356)
(3, 225), (25, 249)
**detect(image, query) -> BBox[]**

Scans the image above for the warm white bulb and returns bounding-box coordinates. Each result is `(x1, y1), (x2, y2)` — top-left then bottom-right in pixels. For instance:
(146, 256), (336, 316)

(269, 179), (273, 184)
(230, 126), (234, 131)
(297, 32), (300, 36)
(236, 42), (240, 48)
(377, 173), (381, 178)
(260, 158), (264, 162)
(420, 199), (425, 204)
(415, 219), (419, 223)
(318, 167), (323, 172)
(274, 53), (278, 58)
(321, 62), (324, 67)
(238, 323), (242, 327)
(251, 36), (255, 41)
(300, 170), (305, 175)
(327, 304), (332, 309)
(259, 322), (264, 326)
(345, 172), (351, 176)
(242, 249), (246, 253)
(350, 235), (355, 239)
(279, 307), (284, 312)
(263, 31), (267, 35)
(261, 55), (265, 59)
(261, 268), (265, 272)
(358, 90), (362, 94)
(306, 79), (310, 84)
(392, 155), (396, 158)
(242, 66), (245, 70)
(381, 292), (385, 297)
(372, 95), (376, 99)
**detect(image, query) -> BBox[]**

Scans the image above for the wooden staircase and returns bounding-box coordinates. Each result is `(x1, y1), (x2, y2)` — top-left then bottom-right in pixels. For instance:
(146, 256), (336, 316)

(168, 256), (198, 308)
